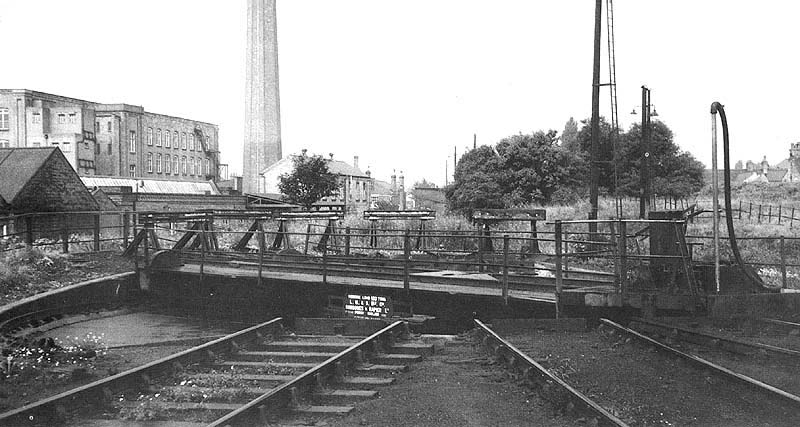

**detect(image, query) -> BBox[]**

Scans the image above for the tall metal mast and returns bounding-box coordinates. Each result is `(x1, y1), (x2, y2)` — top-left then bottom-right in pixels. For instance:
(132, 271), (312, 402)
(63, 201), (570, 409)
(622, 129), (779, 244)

(606, 0), (622, 218)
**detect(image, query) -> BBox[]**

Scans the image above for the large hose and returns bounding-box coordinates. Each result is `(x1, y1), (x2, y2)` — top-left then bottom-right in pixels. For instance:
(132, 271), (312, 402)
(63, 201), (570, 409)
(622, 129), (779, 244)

(710, 102), (765, 288)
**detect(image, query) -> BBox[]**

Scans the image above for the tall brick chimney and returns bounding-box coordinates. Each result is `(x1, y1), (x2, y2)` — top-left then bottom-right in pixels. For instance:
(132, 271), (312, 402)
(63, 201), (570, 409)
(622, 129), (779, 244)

(243, 0), (282, 194)
(353, 155), (359, 170)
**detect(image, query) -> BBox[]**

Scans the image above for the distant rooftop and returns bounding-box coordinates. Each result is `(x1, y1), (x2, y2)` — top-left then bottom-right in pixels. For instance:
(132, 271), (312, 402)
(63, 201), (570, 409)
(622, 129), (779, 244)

(81, 176), (220, 195)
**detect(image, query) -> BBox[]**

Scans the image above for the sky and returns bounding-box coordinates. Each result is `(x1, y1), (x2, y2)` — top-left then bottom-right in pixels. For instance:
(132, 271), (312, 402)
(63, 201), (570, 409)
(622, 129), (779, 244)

(1, 1), (799, 188)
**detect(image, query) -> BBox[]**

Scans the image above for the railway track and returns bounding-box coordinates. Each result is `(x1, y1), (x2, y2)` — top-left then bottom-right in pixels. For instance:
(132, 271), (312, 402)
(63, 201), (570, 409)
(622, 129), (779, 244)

(626, 317), (800, 399)
(473, 319), (628, 427)
(0, 317), (432, 426)
(481, 317), (800, 426)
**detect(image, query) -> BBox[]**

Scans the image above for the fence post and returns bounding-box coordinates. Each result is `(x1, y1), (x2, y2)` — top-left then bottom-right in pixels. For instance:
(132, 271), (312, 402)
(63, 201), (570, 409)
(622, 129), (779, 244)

(304, 223), (312, 255)
(768, 205), (772, 223)
(618, 220), (627, 296)
(61, 215), (69, 253)
(25, 216), (33, 246)
(780, 236), (787, 290)
(93, 213), (101, 252)
(738, 200), (742, 220)
(749, 202), (753, 220)
(257, 228), (265, 287)
(344, 227), (351, 256)
(123, 212), (130, 247)
(758, 204), (762, 223)
(403, 229), (411, 293)
(143, 215), (151, 267)
(322, 244), (328, 284)
(792, 207), (796, 228)
(477, 225), (484, 273)
(554, 220), (563, 319)
(502, 235), (509, 305)
(199, 226), (205, 286)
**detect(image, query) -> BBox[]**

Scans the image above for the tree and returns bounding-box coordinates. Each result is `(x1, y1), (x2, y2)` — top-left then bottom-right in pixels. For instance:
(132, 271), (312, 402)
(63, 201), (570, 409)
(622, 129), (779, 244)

(561, 117), (580, 152)
(444, 132), (588, 216)
(574, 118), (705, 199)
(278, 151), (339, 210)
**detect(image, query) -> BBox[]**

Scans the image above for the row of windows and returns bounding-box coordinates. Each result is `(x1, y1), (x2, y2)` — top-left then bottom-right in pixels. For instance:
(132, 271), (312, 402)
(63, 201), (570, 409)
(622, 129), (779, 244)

(146, 127), (209, 152)
(145, 152), (210, 177)
(0, 109), (8, 130)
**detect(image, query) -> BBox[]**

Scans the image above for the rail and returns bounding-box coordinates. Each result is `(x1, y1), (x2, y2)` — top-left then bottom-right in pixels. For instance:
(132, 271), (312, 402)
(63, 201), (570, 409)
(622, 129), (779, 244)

(600, 318), (800, 409)
(210, 320), (408, 426)
(0, 317), (285, 425)
(473, 319), (628, 427)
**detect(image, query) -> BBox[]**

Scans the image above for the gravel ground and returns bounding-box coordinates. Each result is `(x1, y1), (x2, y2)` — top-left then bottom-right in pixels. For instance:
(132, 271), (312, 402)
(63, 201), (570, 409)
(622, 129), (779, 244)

(0, 344), (190, 413)
(313, 335), (577, 427)
(502, 327), (799, 426)
(631, 317), (800, 397)
(651, 316), (800, 352)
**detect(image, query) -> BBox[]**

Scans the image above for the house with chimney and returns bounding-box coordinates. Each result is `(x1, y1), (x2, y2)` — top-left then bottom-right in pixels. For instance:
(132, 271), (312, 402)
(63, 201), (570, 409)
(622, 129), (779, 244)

(260, 152), (373, 213)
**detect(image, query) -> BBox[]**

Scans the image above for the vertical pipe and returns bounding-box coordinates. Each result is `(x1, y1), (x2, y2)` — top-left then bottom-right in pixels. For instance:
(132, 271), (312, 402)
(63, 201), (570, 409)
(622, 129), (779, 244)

(554, 220), (563, 319)
(779, 205), (782, 224)
(200, 226), (205, 286)
(792, 207), (795, 228)
(502, 235), (509, 305)
(477, 224), (484, 273)
(739, 200), (742, 220)
(711, 110), (720, 293)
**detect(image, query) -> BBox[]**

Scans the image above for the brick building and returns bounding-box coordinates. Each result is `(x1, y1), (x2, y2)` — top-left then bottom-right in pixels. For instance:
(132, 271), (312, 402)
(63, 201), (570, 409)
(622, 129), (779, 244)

(260, 153), (373, 212)
(0, 89), (220, 182)
(0, 147), (105, 237)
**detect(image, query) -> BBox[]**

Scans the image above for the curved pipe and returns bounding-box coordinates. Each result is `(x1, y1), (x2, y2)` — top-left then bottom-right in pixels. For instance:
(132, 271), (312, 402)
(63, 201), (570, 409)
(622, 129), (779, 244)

(710, 102), (765, 288)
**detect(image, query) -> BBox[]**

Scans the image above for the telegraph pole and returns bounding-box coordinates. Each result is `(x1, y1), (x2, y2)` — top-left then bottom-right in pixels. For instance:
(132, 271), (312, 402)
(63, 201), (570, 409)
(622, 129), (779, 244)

(589, 0), (602, 238)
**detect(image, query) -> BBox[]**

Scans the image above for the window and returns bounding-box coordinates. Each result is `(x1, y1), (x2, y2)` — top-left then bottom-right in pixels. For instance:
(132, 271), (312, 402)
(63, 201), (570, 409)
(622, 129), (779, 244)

(95, 142), (100, 155)
(61, 141), (72, 152)
(189, 134), (195, 151)
(156, 129), (162, 147)
(165, 154), (171, 174)
(33, 113), (42, 124)
(58, 114), (66, 124)
(173, 156), (179, 175)
(68, 113), (77, 124)
(107, 144), (112, 155)
(181, 132), (187, 149)
(205, 159), (210, 177)
(156, 153), (162, 173)
(107, 121), (112, 132)
(173, 131), (179, 149)
(181, 156), (187, 175)
(129, 131), (136, 153)
(0, 139), (9, 148)
(165, 130), (171, 148)
(147, 152), (153, 173)
(189, 156), (195, 175)
(0, 109), (7, 130)
(205, 136), (210, 151)
(94, 121), (99, 133)
(129, 164), (136, 177)
(147, 127), (153, 145)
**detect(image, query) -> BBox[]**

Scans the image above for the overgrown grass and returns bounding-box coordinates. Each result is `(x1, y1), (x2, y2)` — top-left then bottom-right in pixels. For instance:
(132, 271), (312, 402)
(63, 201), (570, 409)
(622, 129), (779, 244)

(0, 244), (70, 296)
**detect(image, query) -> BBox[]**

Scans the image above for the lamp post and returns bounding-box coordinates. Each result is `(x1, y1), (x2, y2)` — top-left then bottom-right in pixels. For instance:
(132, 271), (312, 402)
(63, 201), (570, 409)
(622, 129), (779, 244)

(632, 86), (657, 219)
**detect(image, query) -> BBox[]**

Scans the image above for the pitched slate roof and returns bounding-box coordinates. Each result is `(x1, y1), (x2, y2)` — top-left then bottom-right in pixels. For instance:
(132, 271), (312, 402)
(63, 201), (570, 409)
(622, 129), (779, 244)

(0, 147), (55, 204)
(326, 159), (368, 177)
(81, 176), (220, 195)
